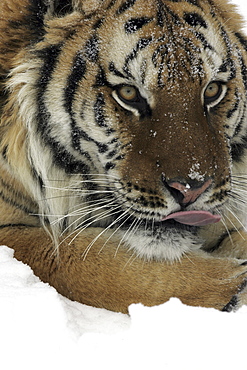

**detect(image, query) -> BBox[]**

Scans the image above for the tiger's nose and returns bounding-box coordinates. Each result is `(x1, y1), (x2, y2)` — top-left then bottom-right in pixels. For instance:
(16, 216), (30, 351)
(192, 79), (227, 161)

(164, 178), (212, 206)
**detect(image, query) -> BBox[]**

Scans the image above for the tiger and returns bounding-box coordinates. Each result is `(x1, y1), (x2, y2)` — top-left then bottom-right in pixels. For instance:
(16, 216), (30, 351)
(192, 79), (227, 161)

(1, 0), (247, 314)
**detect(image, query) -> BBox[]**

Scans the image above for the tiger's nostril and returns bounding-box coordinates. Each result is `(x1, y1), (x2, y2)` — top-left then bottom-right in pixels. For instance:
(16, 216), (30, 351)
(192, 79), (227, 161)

(163, 177), (212, 206)
(165, 182), (185, 205)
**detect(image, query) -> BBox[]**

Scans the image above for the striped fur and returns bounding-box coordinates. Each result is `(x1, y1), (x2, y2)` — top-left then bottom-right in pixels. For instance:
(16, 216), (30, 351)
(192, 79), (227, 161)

(1, 0), (247, 312)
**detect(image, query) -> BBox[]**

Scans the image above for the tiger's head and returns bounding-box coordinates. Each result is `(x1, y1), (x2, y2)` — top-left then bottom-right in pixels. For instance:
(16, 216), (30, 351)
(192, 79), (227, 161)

(3, 0), (247, 260)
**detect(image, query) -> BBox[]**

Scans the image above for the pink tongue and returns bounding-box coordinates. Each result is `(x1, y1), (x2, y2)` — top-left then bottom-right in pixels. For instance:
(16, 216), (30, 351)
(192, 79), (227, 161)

(162, 211), (221, 226)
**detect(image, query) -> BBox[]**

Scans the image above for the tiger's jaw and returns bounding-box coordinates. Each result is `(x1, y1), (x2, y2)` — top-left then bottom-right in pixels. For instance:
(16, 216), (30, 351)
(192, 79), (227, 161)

(111, 205), (223, 261)
(117, 215), (202, 261)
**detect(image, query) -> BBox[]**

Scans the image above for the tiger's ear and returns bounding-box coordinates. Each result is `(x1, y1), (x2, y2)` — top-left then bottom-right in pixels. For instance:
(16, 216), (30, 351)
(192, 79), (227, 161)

(52, 0), (106, 16)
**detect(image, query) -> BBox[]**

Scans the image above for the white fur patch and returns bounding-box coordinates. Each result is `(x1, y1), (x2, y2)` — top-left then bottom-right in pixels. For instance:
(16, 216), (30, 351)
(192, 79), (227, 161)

(120, 227), (202, 261)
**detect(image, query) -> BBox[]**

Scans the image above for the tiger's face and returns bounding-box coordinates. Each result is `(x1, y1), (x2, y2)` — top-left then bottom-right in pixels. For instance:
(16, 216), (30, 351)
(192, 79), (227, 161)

(12, 0), (247, 260)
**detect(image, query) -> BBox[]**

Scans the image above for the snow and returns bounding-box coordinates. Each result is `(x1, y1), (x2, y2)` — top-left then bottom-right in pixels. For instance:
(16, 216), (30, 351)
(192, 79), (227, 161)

(188, 162), (205, 181)
(1, 246), (247, 370)
(2, 246), (247, 370)
(1, 1), (247, 369)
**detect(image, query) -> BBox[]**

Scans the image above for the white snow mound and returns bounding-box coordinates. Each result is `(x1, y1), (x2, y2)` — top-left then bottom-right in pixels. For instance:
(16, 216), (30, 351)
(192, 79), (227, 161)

(1, 245), (247, 370)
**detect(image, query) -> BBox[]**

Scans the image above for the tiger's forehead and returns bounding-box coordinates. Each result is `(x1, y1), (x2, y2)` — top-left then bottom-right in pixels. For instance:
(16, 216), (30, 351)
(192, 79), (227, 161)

(39, 0), (237, 98)
(94, 0), (229, 88)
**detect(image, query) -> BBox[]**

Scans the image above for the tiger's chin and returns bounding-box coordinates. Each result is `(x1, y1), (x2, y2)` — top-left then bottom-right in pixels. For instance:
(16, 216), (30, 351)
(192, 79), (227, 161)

(119, 221), (202, 261)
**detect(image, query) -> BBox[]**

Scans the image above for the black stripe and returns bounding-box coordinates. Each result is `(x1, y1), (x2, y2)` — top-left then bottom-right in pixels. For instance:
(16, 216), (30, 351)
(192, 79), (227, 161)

(227, 59), (236, 81)
(76, 127), (109, 153)
(93, 18), (105, 30)
(70, 127), (89, 155)
(107, 150), (117, 159)
(105, 162), (116, 171)
(233, 106), (246, 138)
(36, 43), (61, 119)
(109, 62), (128, 79)
(239, 54), (247, 90)
(222, 296), (239, 312)
(220, 26), (236, 80)
(124, 17), (153, 34)
(26, 0), (48, 39)
(156, 0), (181, 28)
(194, 31), (213, 50)
(123, 37), (153, 77)
(63, 53), (102, 161)
(94, 93), (108, 128)
(156, 0), (165, 27)
(63, 52), (96, 160)
(227, 96), (240, 119)
(116, 0), (137, 15)
(152, 44), (168, 67)
(227, 102), (239, 119)
(231, 136), (247, 162)
(0, 177), (38, 208)
(152, 43), (167, 87)
(2, 146), (8, 161)
(235, 32), (247, 52)
(37, 45), (91, 174)
(43, 134), (92, 174)
(52, 0), (74, 16)
(64, 52), (87, 113)
(94, 66), (109, 87)
(0, 189), (37, 215)
(115, 154), (125, 161)
(38, 100), (93, 173)
(36, 43), (62, 137)
(65, 60), (112, 154)
(183, 12), (207, 28)
(65, 115), (103, 163)
(37, 44), (63, 90)
(28, 163), (46, 196)
(0, 224), (38, 229)
(80, 100), (87, 120)
(107, 0), (117, 10)
(218, 61), (228, 73)
(85, 35), (99, 62)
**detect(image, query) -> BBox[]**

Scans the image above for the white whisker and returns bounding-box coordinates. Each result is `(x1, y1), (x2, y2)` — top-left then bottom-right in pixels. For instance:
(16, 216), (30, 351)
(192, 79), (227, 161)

(52, 206), (117, 255)
(97, 207), (134, 255)
(44, 186), (115, 195)
(69, 205), (123, 248)
(65, 204), (122, 242)
(48, 197), (114, 228)
(231, 187), (247, 195)
(216, 209), (234, 247)
(59, 202), (116, 236)
(122, 251), (140, 270)
(123, 217), (142, 248)
(82, 208), (133, 260)
(80, 207), (127, 260)
(114, 212), (137, 252)
(224, 205), (247, 236)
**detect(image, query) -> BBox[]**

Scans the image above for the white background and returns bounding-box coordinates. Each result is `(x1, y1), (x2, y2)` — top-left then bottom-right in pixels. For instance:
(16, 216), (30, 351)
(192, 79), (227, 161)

(1, 1), (247, 369)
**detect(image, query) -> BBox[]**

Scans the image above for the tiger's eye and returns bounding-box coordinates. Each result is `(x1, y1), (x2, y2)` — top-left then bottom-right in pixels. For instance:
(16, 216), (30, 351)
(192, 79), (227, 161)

(118, 85), (137, 101)
(204, 82), (222, 102)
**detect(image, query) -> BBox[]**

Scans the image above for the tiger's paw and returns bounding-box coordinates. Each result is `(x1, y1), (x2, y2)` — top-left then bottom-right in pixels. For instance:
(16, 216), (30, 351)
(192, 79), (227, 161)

(175, 255), (247, 312)
(221, 261), (247, 312)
